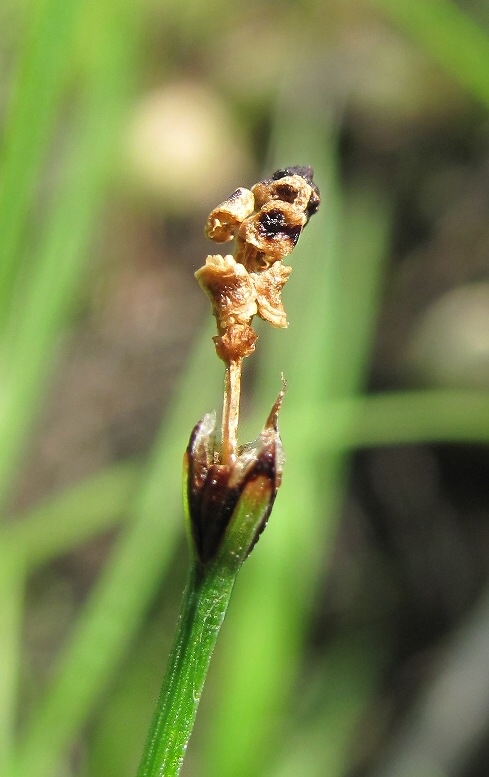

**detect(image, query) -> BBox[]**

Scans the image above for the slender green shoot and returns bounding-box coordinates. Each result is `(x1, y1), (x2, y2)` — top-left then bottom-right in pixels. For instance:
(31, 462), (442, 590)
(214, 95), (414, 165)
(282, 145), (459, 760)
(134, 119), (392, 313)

(136, 166), (321, 776)
(136, 565), (236, 777)
(136, 453), (279, 777)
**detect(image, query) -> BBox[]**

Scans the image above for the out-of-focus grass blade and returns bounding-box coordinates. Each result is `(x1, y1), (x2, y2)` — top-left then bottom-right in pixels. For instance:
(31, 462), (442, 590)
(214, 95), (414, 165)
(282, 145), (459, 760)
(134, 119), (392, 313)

(351, 391), (489, 446)
(82, 613), (175, 777)
(372, 0), (489, 109)
(1, 462), (141, 570)
(269, 636), (382, 777)
(0, 549), (24, 771)
(293, 390), (489, 451)
(0, 0), (134, 766)
(9, 324), (222, 777)
(200, 113), (392, 776)
(0, 0), (135, 509)
(0, 0), (82, 322)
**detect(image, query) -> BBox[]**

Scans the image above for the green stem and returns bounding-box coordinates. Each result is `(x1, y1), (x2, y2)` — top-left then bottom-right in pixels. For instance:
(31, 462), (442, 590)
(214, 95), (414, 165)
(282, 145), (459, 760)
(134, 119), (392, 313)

(137, 562), (236, 777)
(0, 545), (24, 774)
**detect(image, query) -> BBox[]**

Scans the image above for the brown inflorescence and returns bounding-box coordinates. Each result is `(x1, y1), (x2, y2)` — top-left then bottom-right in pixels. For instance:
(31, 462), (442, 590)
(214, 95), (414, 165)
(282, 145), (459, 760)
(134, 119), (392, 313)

(197, 166), (320, 362)
(186, 168), (319, 561)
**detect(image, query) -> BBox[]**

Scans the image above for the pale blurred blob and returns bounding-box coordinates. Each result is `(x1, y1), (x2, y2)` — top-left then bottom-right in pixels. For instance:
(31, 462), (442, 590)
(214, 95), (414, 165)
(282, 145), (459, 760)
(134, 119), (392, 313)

(405, 282), (489, 389)
(125, 81), (249, 213)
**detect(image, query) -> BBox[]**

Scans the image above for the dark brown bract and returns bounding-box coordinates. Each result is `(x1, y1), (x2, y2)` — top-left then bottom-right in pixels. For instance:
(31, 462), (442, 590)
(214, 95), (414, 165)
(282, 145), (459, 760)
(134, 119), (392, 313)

(185, 390), (284, 565)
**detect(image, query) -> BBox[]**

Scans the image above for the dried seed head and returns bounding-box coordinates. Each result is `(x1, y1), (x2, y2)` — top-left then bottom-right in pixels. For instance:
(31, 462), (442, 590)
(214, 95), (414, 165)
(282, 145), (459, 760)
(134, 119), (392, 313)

(195, 254), (258, 361)
(185, 168), (319, 566)
(196, 167), (320, 363)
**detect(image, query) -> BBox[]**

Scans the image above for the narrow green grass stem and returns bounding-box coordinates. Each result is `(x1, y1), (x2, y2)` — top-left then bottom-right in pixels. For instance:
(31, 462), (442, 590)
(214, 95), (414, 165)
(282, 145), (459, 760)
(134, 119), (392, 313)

(137, 563), (236, 777)
(0, 547), (24, 773)
(1, 461), (141, 571)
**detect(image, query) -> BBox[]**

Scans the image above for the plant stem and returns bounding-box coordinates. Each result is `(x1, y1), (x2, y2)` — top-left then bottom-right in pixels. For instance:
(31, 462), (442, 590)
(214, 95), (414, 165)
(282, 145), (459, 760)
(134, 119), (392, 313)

(136, 561), (237, 777)
(0, 546), (24, 774)
(221, 358), (242, 464)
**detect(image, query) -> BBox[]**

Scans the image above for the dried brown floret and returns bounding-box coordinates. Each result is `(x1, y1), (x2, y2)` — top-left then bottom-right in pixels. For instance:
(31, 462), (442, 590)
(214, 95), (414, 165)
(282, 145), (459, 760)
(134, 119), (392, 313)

(195, 166), (320, 462)
(237, 200), (307, 268)
(253, 262), (292, 328)
(204, 187), (254, 242)
(271, 166), (321, 222)
(251, 174), (313, 212)
(195, 254), (257, 329)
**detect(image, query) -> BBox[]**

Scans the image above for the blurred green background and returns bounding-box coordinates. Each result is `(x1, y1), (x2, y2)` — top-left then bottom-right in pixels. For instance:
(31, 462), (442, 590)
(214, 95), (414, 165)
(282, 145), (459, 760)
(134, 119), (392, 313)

(2, 0), (489, 776)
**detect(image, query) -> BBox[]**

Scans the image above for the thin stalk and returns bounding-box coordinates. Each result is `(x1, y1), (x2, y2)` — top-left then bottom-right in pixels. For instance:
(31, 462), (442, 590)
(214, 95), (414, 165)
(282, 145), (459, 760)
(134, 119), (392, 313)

(221, 358), (242, 464)
(136, 562), (236, 777)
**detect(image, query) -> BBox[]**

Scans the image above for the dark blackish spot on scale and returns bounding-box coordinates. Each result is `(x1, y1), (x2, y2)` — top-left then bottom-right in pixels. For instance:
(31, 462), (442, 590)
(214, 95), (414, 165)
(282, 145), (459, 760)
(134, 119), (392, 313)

(273, 165), (314, 183)
(227, 188), (243, 202)
(258, 209), (302, 244)
(274, 183), (298, 203)
(249, 444), (276, 479)
(271, 166), (321, 222)
(258, 208), (286, 238)
(289, 225), (302, 245)
(306, 186), (321, 219)
(191, 464), (243, 564)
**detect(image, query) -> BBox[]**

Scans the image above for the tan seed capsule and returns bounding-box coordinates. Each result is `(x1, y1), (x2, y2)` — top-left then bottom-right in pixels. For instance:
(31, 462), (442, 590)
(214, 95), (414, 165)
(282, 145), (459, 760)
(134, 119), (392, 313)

(251, 174), (313, 212)
(195, 254), (257, 329)
(204, 187), (255, 242)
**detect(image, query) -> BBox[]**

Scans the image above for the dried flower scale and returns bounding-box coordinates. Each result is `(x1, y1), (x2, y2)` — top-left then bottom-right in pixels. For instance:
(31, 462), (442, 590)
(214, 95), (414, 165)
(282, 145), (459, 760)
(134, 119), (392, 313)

(187, 166), (320, 566)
